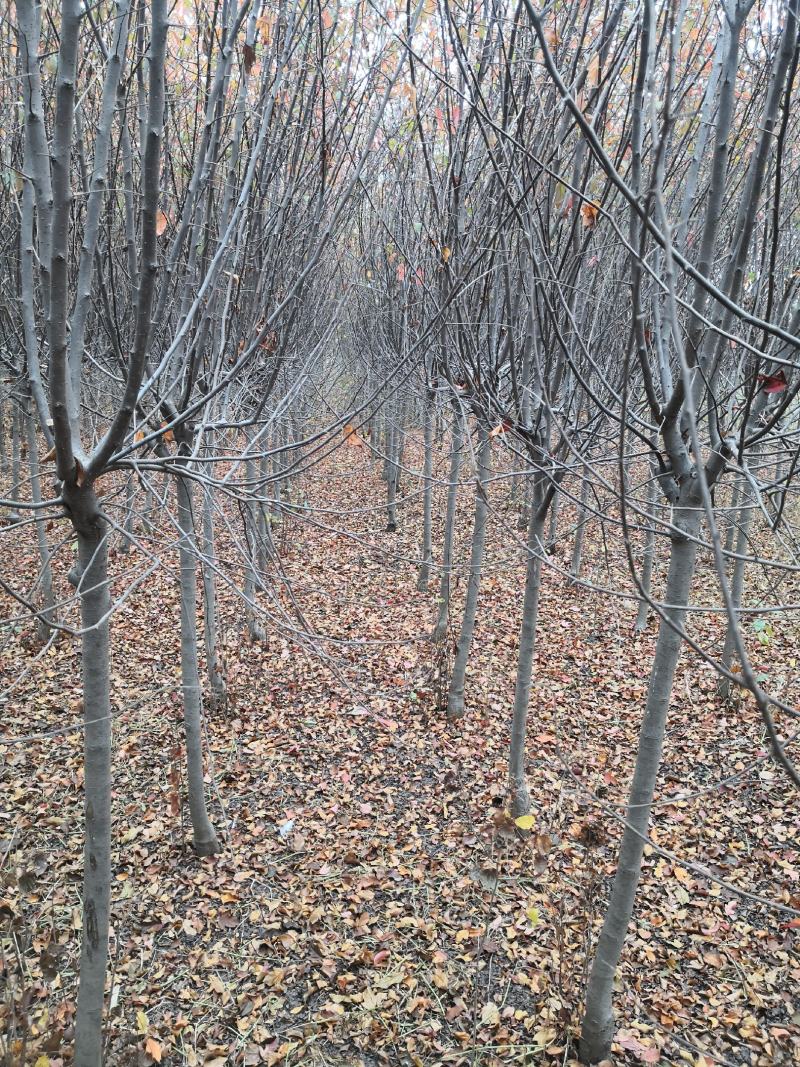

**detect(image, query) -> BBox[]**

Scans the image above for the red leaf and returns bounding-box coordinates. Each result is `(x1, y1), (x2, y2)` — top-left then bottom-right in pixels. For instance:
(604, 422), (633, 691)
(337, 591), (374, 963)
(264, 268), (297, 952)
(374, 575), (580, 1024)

(757, 369), (787, 394)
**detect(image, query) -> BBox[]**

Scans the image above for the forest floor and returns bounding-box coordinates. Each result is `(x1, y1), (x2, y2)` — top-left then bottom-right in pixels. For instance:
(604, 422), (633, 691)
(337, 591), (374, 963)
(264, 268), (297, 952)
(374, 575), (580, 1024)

(1, 437), (799, 1067)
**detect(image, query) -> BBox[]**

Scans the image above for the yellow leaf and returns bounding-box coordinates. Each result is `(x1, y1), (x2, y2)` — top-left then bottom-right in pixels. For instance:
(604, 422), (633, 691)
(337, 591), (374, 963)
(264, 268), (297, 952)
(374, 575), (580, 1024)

(481, 1001), (500, 1027)
(136, 1009), (149, 1035)
(514, 814), (535, 830)
(145, 1037), (162, 1062)
(34, 1057), (50, 1067)
(526, 906), (541, 926)
(441, 245), (451, 263)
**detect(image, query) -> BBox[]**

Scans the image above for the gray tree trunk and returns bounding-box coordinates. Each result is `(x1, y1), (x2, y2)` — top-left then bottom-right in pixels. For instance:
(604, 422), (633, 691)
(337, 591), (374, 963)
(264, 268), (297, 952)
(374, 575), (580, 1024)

(570, 475), (590, 581)
(432, 411), (463, 641)
(719, 488), (753, 698)
(386, 419), (399, 532)
(120, 473), (136, 553)
(416, 393), (434, 589)
(25, 405), (56, 637)
(580, 505), (701, 1064)
(244, 455), (266, 642)
(547, 489), (560, 550)
(634, 468), (659, 631)
(446, 427), (490, 720)
(201, 482), (226, 705)
(7, 403), (22, 522)
(176, 471), (220, 855)
(73, 516), (112, 1067)
(507, 506), (546, 817)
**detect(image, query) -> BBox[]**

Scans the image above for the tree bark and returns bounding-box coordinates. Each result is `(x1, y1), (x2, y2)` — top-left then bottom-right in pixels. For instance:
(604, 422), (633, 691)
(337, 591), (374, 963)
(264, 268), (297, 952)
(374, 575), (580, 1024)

(634, 467), (659, 632)
(719, 487), (753, 698)
(570, 475), (589, 581)
(416, 391), (434, 589)
(447, 427), (491, 719)
(580, 504), (701, 1064)
(25, 404), (56, 637)
(432, 410), (463, 641)
(176, 470), (220, 855)
(201, 480), (226, 705)
(73, 510), (112, 1067)
(507, 506), (546, 817)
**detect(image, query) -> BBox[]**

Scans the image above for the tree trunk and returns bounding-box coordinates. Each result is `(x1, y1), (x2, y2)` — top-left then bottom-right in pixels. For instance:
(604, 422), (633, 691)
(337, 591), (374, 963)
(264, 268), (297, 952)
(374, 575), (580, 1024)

(431, 411), (463, 642)
(7, 402), (22, 522)
(386, 419), (398, 532)
(201, 481), (226, 705)
(176, 471), (220, 855)
(580, 505), (701, 1065)
(507, 506), (545, 817)
(73, 514), (112, 1067)
(570, 475), (589, 581)
(546, 489), (560, 550)
(447, 427), (490, 719)
(120, 473), (136, 554)
(634, 469), (659, 632)
(719, 488), (753, 698)
(244, 455), (266, 642)
(25, 405), (56, 637)
(417, 393), (434, 590)
(723, 477), (741, 559)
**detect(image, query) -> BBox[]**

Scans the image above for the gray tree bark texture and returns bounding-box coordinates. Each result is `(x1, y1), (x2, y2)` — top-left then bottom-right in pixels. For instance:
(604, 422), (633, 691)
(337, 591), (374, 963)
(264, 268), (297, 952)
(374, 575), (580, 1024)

(25, 404), (56, 636)
(201, 481), (226, 705)
(580, 504), (701, 1063)
(719, 488), (754, 698)
(432, 411), (463, 642)
(634, 468), (659, 632)
(507, 507), (546, 817)
(416, 393), (434, 590)
(176, 471), (220, 855)
(73, 511), (112, 1067)
(447, 426), (491, 719)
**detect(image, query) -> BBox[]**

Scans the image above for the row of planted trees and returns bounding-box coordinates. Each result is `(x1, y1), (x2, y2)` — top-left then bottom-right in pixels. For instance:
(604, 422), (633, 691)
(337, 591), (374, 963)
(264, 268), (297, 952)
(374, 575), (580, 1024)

(1, 0), (799, 1063)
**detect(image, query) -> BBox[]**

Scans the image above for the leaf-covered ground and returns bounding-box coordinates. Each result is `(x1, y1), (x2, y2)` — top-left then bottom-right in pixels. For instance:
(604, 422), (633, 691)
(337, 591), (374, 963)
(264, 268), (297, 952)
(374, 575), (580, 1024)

(1, 440), (799, 1067)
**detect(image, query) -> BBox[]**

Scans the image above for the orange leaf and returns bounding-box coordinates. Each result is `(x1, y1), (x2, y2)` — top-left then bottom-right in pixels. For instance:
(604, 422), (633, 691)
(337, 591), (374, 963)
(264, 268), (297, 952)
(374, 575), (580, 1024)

(155, 210), (169, 236)
(144, 1037), (162, 1062)
(580, 201), (599, 228)
(160, 422), (175, 443)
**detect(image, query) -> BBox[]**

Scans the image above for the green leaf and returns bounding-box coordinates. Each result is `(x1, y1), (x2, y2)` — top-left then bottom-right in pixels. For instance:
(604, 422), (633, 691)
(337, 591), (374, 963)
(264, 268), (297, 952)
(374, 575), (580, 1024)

(526, 906), (540, 926)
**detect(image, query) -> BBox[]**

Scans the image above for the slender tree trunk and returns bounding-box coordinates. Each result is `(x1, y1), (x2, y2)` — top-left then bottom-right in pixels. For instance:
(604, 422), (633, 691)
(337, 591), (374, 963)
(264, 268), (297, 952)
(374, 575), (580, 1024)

(201, 481), (226, 706)
(570, 475), (589, 581)
(386, 419), (398, 532)
(25, 405), (56, 637)
(719, 489), (753, 698)
(176, 471), (220, 855)
(257, 447), (270, 570)
(724, 477), (741, 559)
(580, 505), (701, 1065)
(0, 391), (7, 473)
(634, 469), (659, 631)
(507, 504), (545, 817)
(7, 403), (22, 522)
(73, 515), (112, 1067)
(120, 473), (136, 553)
(244, 455), (266, 642)
(547, 489), (560, 550)
(432, 410), (463, 641)
(447, 427), (490, 719)
(417, 393), (434, 589)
